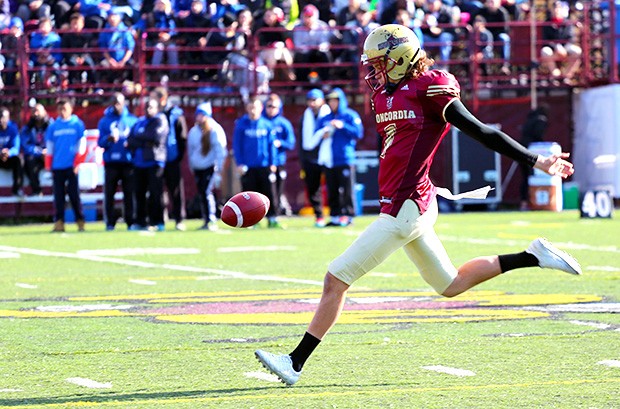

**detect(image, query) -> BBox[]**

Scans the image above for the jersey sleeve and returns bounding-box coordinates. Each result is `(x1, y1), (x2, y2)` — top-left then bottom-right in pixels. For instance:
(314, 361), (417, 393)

(422, 70), (461, 121)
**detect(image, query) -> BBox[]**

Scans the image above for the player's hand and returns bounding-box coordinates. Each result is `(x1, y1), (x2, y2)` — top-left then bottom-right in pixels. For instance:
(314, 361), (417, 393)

(534, 153), (574, 178)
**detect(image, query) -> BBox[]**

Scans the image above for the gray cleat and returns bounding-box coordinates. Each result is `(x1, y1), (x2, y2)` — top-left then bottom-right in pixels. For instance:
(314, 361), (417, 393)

(526, 238), (582, 275)
(255, 350), (301, 386)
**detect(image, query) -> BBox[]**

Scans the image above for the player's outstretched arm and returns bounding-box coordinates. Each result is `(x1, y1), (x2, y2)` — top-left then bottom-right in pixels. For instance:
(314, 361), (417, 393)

(445, 100), (538, 168)
(534, 153), (574, 178)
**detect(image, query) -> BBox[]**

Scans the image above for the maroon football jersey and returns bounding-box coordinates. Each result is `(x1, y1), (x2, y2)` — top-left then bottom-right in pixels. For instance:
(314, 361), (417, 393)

(372, 69), (460, 217)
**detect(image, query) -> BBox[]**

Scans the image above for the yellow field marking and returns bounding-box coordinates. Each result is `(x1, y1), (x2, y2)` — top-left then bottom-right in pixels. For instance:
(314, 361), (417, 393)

(0, 290), (599, 321)
(456, 293), (602, 306)
(4, 378), (619, 408)
(69, 289), (492, 302)
(0, 310), (135, 318)
(69, 289), (324, 302)
(156, 308), (549, 325)
(69, 290), (601, 307)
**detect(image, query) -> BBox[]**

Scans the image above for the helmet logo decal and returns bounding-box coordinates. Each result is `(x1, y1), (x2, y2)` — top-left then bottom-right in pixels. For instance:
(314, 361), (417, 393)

(378, 34), (408, 51)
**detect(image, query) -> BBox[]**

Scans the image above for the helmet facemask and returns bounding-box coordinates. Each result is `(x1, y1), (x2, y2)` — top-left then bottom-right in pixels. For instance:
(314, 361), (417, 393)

(362, 55), (390, 92)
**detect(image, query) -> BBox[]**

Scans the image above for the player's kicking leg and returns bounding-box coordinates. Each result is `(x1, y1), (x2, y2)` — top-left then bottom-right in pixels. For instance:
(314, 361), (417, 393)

(439, 236), (581, 297)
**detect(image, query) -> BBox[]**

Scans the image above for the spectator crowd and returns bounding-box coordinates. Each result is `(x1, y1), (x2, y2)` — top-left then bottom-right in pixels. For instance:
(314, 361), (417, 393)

(0, 83), (368, 230)
(0, 0), (587, 93)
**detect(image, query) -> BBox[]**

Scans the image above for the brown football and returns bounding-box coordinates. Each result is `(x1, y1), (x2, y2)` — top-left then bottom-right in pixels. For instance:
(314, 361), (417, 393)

(221, 191), (270, 228)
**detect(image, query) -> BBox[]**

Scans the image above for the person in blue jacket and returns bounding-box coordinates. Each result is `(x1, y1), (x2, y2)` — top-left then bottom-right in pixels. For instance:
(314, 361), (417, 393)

(98, 10), (135, 81)
(45, 99), (86, 232)
(233, 95), (279, 228)
(263, 93), (296, 217)
(21, 103), (53, 196)
(0, 106), (23, 197)
(314, 88), (364, 227)
(29, 17), (62, 85)
(150, 87), (188, 231)
(127, 97), (169, 231)
(97, 92), (138, 230)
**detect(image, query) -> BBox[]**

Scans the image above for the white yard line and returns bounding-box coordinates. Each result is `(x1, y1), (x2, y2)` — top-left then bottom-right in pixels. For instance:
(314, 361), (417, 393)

(524, 303), (620, 313)
(129, 279), (157, 286)
(569, 320), (612, 330)
(0, 389), (22, 393)
(368, 272), (397, 278)
(441, 235), (620, 255)
(15, 283), (37, 289)
(0, 245), (323, 286)
(422, 365), (476, 377)
(216, 246), (297, 253)
(244, 371), (281, 383)
(588, 265), (620, 272)
(78, 248), (200, 257)
(597, 360), (620, 368)
(37, 304), (133, 312)
(66, 377), (112, 389)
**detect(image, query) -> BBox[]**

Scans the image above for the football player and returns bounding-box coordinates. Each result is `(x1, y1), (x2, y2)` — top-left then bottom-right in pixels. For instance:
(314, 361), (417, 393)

(255, 24), (581, 386)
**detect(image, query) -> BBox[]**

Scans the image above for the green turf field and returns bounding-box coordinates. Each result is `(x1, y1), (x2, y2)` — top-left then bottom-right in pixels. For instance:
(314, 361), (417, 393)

(0, 210), (618, 408)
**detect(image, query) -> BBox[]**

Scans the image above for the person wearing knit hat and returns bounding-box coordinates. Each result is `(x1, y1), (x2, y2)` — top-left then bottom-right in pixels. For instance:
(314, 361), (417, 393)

(9, 17), (24, 31)
(306, 88), (324, 100)
(302, 4), (318, 17)
(195, 102), (212, 117)
(300, 88), (331, 227)
(292, 2), (331, 82)
(187, 101), (227, 230)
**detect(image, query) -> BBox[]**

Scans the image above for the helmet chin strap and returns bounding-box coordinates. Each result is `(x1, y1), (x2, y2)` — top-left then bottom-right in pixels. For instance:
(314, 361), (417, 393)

(385, 78), (403, 94)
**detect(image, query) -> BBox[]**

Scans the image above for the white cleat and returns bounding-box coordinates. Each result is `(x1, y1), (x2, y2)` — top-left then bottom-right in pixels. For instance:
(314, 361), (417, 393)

(255, 350), (301, 386)
(526, 238), (582, 275)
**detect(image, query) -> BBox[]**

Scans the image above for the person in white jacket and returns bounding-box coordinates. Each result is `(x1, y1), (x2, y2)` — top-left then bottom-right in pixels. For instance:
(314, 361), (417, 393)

(187, 102), (228, 230)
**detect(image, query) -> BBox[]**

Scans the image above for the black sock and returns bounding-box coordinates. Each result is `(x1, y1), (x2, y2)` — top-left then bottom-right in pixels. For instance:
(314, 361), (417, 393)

(289, 332), (321, 372)
(498, 251), (539, 273)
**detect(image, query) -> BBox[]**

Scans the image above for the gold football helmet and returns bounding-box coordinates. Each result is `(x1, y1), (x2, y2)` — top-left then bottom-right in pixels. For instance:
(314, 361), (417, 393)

(361, 24), (421, 91)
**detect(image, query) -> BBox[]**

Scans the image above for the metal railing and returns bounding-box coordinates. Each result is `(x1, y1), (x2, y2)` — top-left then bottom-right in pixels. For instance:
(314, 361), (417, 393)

(0, 1), (617, 117)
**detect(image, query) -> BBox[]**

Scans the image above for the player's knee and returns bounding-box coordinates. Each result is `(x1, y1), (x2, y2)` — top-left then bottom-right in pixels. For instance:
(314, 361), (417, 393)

(439, 277), (462, 298)
(324, 272), (349, 295)
(440, 287), (461, 298)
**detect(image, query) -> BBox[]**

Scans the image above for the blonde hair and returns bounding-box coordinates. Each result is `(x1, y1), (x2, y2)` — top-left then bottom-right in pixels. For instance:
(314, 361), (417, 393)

(408, 51), (435, 79)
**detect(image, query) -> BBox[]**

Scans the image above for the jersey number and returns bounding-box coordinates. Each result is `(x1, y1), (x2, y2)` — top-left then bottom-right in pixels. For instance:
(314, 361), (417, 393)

(380, 124), (397, 159)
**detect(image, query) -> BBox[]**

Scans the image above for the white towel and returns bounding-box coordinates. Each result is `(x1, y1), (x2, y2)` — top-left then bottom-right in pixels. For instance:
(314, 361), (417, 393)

(317, 126), (334, 168)
(436, 186), (494, 200)
(302, 105), (331, 151)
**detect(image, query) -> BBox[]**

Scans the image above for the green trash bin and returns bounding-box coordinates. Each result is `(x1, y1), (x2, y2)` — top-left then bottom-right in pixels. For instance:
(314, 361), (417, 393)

(563, 182), (579, 210)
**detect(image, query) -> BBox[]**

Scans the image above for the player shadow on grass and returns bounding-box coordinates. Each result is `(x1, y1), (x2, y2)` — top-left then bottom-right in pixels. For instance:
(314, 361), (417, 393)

(0, 388), (274, 407)
(0, 380), (411, 406)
